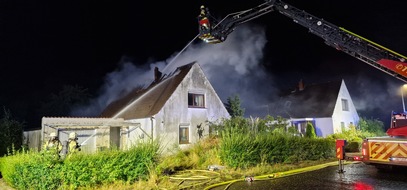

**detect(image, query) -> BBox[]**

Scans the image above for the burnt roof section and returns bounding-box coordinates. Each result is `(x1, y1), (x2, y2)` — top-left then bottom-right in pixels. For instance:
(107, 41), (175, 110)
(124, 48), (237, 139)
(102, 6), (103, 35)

(275, 80), (342, 118)
(100, 62), (196, 119)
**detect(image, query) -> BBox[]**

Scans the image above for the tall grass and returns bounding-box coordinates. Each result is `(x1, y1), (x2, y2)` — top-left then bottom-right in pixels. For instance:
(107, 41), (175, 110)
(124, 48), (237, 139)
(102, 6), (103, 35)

(219, 129), (335, 169)
(219, 130), (258, 169)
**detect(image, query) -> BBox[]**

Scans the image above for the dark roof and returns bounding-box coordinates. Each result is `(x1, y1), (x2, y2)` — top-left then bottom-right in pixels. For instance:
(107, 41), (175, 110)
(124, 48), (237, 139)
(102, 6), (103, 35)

(273, 80), (343, 118)
(100, 62), (196, 119)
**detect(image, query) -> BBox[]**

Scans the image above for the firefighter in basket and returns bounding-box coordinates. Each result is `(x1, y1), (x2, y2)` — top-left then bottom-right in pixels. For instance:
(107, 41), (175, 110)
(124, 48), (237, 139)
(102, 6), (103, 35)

(198, 5), (211, 31)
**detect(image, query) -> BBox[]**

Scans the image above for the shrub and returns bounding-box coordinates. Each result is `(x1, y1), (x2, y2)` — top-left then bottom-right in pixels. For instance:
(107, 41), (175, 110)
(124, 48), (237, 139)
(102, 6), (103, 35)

(305, 122), (317, 139)
(0, 141), (159, 190)
(345, 141), (360, 152)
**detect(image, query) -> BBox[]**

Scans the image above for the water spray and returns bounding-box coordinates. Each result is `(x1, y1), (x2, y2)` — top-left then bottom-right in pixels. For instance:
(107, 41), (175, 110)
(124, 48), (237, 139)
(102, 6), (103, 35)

(80, 132), (98, 146)
(162, 34), (200, 74)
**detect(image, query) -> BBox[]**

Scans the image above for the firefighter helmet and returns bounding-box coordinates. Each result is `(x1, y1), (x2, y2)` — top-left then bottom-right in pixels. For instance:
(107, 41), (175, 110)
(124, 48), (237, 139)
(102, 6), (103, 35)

(50, 132), (57, 137)
(69, 132), (77, 139)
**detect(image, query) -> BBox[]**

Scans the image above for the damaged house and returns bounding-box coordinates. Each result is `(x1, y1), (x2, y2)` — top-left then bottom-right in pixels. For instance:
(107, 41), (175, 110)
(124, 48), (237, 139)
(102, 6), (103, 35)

(270, 79), (360, 137)
(40, 62), (230, 153)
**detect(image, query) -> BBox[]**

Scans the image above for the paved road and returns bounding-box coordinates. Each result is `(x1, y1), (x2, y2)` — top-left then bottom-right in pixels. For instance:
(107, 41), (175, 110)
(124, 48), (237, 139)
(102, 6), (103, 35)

(214, 162), (407, 190)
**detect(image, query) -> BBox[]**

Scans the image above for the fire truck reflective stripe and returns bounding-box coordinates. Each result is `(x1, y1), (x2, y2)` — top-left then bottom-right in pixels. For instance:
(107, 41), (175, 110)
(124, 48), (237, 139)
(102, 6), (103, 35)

(369, 141), (407, 162)
(336, 147), (341, 158)
(371, 142), (386, 161)
(382, 143), (400, 160)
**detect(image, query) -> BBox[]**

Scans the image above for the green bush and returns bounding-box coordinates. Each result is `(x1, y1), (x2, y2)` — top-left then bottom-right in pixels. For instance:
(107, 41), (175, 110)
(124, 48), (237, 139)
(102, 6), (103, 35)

(345, 141), (360, 152)
(0, 141), (159, 190)
(305, 122), (317, 138)
(0, 108), (24, 157)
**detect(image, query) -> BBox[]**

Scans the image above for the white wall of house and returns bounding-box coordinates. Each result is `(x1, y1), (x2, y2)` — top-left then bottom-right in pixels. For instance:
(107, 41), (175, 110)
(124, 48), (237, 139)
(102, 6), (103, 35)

(155, 64), (229, 152)
(124, 64), (230, 153)
(289, 118), (333, 137)
(124, 118), (152, 150)
(314, 117), (334, 137)
(332, 80), (360, 133)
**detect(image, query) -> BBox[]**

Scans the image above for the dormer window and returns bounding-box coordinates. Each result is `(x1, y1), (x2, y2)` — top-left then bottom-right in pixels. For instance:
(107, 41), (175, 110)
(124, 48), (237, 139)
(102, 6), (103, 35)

(188, 93), (205, 108)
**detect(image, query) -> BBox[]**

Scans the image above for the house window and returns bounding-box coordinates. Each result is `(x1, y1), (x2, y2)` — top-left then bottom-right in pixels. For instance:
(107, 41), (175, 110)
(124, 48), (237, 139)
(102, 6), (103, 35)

(179, 125), (190, 144)
(188, 93), (205, 108)
(341, 99), (349, 111)
(341, 122), (345, 131)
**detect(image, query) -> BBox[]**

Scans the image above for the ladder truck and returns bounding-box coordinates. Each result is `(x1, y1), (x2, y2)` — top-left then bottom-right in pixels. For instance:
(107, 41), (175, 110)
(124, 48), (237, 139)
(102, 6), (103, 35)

(197, 0), (407, 169)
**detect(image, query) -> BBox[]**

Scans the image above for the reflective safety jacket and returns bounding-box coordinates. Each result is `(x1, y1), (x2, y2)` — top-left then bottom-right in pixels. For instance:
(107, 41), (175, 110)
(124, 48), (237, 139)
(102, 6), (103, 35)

(44, 139), (63, 154)
(67, 139), (81, 157)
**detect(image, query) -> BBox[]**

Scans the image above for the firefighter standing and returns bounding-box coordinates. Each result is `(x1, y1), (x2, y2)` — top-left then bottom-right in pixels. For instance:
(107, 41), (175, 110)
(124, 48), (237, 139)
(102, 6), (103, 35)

(43, 132), (63, 158)
(67, 132), (81, 158)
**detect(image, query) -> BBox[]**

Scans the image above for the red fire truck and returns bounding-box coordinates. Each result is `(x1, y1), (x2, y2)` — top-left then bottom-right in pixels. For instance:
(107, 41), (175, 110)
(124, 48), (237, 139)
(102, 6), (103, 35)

(358, 112), (407, 168)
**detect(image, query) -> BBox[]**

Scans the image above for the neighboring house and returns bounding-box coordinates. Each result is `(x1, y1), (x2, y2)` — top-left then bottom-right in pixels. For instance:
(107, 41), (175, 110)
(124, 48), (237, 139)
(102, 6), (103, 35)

(271, 79), (359, 137)
(40, 62), (230, 153)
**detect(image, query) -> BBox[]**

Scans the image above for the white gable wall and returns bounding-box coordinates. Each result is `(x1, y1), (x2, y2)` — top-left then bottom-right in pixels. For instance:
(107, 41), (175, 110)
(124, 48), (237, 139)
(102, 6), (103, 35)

(126, 64), (230, 153)
(159, 64), (230, 151)
(332, 80), (360, 133)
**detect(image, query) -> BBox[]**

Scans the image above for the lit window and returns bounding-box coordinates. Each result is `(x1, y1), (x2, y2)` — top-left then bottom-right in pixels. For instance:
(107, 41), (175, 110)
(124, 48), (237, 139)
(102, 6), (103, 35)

(188, 93), (205, 108)
(179, 125), (190, 144)
(341, 99), (349, 111)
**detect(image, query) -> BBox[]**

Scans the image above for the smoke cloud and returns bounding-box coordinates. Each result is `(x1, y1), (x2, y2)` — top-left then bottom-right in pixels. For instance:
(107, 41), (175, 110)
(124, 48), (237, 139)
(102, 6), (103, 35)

(70, 23), (405, 126)
(71, 24), (277, 117)
(344, 73), (404, 125)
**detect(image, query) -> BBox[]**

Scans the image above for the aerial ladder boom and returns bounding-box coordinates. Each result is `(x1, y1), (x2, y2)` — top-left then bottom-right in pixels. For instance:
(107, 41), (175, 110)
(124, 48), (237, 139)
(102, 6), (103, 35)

(198, 0), (407, 83)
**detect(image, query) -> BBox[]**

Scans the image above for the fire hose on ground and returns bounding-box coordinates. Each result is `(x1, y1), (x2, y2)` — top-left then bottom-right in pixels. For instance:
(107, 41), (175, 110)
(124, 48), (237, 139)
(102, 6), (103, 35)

(167, 169), (220, 189)
(203, 161), (359, 190)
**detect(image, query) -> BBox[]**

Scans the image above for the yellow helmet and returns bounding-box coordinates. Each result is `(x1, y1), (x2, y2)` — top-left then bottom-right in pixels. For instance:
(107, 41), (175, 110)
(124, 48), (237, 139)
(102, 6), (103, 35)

(50, 132), (57, 137)
(200, 5), (205, 9)
(69, 132), (77, 139)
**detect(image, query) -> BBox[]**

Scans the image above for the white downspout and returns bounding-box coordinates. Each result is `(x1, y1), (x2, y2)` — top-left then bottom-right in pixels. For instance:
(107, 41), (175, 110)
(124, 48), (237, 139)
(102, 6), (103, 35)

(150, 116), (155, 142)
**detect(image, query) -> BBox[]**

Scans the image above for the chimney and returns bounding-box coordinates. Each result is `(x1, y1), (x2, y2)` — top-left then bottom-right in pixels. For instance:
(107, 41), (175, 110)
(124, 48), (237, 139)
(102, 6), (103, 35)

(298, 79), (304, 91)
(154, 67), (162, 82)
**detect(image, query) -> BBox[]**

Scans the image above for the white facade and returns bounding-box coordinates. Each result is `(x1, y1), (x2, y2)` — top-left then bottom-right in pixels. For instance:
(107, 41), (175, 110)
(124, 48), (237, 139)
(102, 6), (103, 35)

(123, 64), (230, 152)
(331, 80), (360, 134)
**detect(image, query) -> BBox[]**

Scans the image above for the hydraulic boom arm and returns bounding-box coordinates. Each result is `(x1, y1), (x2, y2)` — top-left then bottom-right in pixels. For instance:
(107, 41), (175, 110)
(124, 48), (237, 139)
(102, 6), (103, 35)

(197, 0), (407, 83)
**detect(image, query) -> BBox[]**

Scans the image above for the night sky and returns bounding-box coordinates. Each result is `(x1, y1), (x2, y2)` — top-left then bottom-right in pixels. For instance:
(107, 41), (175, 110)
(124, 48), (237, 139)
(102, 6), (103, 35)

(1, 0), (406, 129)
